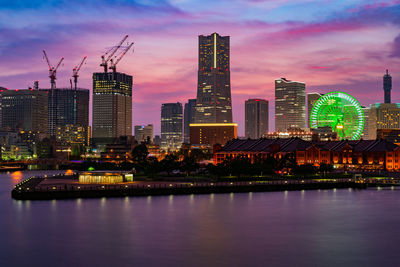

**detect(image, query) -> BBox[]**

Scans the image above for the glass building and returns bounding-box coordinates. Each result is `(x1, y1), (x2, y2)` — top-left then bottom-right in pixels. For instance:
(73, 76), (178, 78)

(275, 78), (306, 132)
(194, 33), (232, 123)
(134, 124), (154, 143)
(307, 92), (322, 128)
(245, 99), (269, 139)
(161, 103), (183, 150)
(92, 72), (133, 139)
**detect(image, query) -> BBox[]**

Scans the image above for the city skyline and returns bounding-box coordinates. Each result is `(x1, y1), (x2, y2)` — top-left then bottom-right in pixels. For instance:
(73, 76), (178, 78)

(1, 0), (399, 135)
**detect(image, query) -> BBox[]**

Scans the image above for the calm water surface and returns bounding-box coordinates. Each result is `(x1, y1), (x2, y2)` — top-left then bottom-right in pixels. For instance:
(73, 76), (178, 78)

(1, 171), (400, 267)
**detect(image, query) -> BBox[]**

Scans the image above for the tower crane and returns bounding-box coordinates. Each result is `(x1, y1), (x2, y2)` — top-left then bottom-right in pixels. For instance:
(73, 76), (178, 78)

(72, 56), (87, 90)
(43, 50), (64, 90)
(100, 35), (128, 73)
(109, 42), (134, 73)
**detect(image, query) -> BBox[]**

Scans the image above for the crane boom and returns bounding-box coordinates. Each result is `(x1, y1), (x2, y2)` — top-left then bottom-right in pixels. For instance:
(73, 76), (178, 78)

(100, 35), (128, 72)
(109, 42), (134, 73)
(54, 57), (64, 72)
(43, 50), (52, 70)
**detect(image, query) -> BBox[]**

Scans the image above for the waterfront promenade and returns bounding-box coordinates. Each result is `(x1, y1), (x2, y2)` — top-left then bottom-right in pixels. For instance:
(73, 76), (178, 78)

(12, 173), (399, 200)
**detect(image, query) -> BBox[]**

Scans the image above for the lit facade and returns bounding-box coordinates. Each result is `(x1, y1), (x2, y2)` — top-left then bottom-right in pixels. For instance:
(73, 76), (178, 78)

(367, 103), (400, 140)
(194, 33), (232, 123)
(184, 99), (196, 143)
(275, 78), (306, 132)
(161, 103), (183, 150)
(190, 123), (237, 145)
(55, 125), (90, 146)
(214, 137), (400, 171)
(245, 99), (268, 139)
(78, 171), (133, 184)
(92, 72), (133, 139)
(134, 124), (154, 143)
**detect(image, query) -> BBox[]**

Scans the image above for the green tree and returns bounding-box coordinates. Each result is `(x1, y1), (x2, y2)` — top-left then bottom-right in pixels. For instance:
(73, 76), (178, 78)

(131, 144), (148, 164)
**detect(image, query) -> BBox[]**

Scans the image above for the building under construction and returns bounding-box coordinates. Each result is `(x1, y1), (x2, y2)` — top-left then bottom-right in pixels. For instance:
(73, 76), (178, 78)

(92, 35), (134, 142)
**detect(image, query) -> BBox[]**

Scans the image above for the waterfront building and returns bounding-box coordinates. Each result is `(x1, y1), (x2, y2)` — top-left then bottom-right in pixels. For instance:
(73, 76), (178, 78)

(161, 103), (183, 150)
(55, 125), (90, 146)
(245, 99), (268, 139)
(384, 69), (392, 104)
(194, 33), (232, 123)
(100, 136), (135, 163)
(134, 124), (154, 143)
(184, 99), (196, 143)
(377, 129), (400, 143)
(41, 88), (89, 137)
(189, 123), (237, 145)
(366, 103), (400, 140)
(1, 89), (48, 134)
(275, 78), (306, 132)
(92, 72), (133, 140)
(214, 137), (399, 171)
(307, 93), (322, 128)
(79, 171), (133, 184)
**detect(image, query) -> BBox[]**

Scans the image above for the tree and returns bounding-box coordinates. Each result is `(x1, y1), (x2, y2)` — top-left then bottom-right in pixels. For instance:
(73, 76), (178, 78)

(229, 154), (252, 178)
(160, 154), (179, 176)
(131, 144), (148, 164)
(143, 157), (160, 177)
(293, 164), (317, 177)
(180, 156), (199, 176)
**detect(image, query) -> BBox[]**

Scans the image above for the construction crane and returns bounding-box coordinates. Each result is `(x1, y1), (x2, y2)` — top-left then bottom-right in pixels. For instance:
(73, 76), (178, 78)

(72, 56), (87, 90)
(43, 50), (64, 90)
(109, 42), (134, 73)
(100, 35), (128, 73)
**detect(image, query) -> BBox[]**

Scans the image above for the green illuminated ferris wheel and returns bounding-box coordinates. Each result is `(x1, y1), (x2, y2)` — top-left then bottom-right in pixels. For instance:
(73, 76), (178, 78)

(310, 91), (364, 140)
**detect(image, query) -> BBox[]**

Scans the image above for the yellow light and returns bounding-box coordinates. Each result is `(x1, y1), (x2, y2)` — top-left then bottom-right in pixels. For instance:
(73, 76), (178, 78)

(189, 123), (238, 127)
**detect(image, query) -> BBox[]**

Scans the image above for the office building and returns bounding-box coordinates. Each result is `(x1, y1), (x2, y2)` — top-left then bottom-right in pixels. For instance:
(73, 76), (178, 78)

(383, 69), (392, 104)
(134, 124), (154, 143)
(161, 103), (183, 150)
(366, 103), (400, 140)
(92, 72), (133, 140)
(307, 93), (322, 128)
(1, 89), (48, 134)
(245, 99), (268, 139)
(362, 107), (370, 139)
(275, 78), (306, 132)
(190, 123), (237, 145)
(194, 33), (232, 123)
(184, 99), (196, 143)
(42, 88), (89, 136)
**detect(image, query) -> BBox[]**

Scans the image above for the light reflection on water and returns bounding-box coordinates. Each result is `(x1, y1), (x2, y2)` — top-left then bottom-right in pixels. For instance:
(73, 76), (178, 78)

(1, 171), (400, 267)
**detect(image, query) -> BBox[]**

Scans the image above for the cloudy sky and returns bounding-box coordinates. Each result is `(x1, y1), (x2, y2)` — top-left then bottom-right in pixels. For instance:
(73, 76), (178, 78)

(0, 0), (399, 135)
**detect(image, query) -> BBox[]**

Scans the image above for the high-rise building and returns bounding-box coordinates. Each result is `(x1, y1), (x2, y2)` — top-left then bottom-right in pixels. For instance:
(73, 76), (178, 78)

(161, 103), (183, 150)
(194, 33), (232, 123)
(41, 88), (89, 136)
(190, 123), (237, 145)
(275, 78), (306, 132)
(134, 124), (154, 143)
(184, 99), (196, 143)
(92, 72), (133, 139)
(245, 99), (269, 139)
(1, 89), (48, 134)
(367, 103), (400, 140)
(383, 69), (392, 104)
(362, 107), (370, 140)
(307, 93), (322, 128)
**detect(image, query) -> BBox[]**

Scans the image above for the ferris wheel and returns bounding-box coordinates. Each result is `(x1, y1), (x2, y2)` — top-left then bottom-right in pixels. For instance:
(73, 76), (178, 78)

(310, 91), (364, 140)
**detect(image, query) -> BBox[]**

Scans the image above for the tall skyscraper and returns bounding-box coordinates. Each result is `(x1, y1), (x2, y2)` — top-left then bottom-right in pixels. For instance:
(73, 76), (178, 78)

(384, 69), (392, 104)
(161, 103), (183, 150)
(184, 99), (196, 143)
(42, 88), (89, 136)
(307, 92), (322, 128)
(194, 33), (232, 123)
(366, 103), (400, 140)
(1, 89), (48, 134)
(92, 72), (133, 139)
(275, 78), (306, 132)
(245, 99), (269, 139)
(134, 124), (154, 143)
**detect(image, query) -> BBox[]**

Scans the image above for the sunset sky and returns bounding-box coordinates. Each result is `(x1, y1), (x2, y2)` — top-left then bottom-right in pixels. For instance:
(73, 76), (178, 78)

(1, 0), (399, 135)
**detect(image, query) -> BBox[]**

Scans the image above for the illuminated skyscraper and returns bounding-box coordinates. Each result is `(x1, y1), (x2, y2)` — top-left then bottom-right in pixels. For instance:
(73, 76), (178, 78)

(134, 124), (153, 143)
(275, 78), (306, 132)
(194, 33), (232, 123)
(384, 69), (392, 104)
(184, 99), (196, 143)
(366, 103), (400, 140)
(307, 92), (322, 128)
(161, 103), (183, 150)
(92, 72), (133, 139)
(245, 99), (269, 139)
